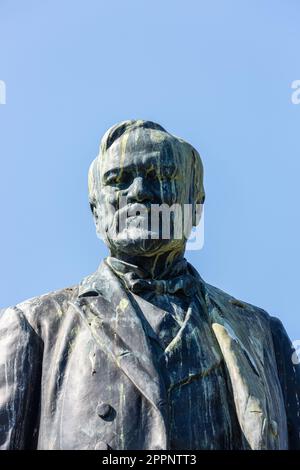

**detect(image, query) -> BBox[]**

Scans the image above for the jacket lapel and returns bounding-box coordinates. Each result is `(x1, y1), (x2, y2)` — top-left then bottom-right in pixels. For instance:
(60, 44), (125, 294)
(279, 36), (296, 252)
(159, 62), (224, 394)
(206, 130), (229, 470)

(163, 297), (223, 390)
(70, 261), (168, 441)
(197, 276), (284, 449)
(72, 260), (287, 449)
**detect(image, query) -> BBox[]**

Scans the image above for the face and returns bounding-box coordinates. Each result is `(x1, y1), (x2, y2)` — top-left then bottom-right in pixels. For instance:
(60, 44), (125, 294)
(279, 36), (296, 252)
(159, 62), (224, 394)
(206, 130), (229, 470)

(93, 130), (194, 256)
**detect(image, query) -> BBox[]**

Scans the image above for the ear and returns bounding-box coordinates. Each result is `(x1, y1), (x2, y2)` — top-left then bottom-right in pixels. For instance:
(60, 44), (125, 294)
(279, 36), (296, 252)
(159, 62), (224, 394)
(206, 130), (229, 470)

(192, 198), (204, 226)
(90, 201), (103, 240)
(190, 149), (205, 226)
(90, 201), (97, 217)
(89, 201), (99, 225)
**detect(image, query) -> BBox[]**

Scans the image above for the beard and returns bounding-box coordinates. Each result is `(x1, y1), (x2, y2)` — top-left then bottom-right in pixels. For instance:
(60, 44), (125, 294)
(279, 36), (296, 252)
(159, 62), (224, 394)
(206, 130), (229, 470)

(101, 208), (184, 256)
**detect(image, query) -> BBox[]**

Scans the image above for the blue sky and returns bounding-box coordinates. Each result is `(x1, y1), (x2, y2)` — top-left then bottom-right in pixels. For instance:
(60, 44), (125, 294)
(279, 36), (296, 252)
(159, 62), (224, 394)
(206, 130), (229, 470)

(0, 0), (299, 342)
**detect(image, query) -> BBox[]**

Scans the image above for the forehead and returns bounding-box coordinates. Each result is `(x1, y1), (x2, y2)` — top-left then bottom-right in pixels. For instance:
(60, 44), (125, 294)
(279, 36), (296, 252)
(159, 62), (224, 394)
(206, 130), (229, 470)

(100, 130), (184, 173)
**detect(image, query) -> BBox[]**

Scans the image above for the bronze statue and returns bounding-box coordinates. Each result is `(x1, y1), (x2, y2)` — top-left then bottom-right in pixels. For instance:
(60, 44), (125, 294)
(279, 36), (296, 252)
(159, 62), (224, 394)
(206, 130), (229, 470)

(0, 120), (299, 450)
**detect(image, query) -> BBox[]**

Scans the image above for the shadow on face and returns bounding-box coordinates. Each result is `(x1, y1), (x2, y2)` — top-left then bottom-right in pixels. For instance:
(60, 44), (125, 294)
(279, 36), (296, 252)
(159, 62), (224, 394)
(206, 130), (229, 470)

(89, 122), (204, 257)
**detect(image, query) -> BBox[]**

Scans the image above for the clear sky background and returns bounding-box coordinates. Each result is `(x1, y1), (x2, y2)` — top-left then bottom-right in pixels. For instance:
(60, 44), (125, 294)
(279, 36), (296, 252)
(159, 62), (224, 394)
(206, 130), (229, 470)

(0, 1), (299, 342)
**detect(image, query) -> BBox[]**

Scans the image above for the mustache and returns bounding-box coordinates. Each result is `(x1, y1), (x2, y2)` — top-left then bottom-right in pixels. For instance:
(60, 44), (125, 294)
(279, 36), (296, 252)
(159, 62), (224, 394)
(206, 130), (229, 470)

(114, 202), (162, 235)
(116, 202), (157, 218)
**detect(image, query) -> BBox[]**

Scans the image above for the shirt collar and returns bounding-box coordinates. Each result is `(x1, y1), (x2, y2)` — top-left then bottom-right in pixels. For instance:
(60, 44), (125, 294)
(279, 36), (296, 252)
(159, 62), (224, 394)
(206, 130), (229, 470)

(78, 255), (191, 298)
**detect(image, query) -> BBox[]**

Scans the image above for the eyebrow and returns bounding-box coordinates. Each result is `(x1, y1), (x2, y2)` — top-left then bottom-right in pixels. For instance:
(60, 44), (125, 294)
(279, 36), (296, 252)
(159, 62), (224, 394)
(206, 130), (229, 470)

(102, 161), (177, 181)
(102, 165), (134, 183)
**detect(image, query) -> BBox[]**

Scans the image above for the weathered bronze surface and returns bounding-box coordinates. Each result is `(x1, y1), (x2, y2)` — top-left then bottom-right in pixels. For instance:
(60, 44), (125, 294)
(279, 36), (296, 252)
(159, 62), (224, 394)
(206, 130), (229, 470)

(0, 120), (299, 449)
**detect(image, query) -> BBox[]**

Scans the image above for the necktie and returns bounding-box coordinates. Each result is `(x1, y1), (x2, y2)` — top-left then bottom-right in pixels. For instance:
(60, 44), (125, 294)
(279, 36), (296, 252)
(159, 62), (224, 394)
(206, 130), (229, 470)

(122, 271), (196, 296)
(105, 256), (197, 297)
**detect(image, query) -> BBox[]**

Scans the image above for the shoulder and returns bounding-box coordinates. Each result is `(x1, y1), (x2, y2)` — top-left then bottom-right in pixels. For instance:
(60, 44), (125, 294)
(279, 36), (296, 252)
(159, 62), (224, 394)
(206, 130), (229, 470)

(205, 283), (271, 319)
(204, 281), (271, 323)
(1, 284), (80, 337)
(268, 315), (294, 356)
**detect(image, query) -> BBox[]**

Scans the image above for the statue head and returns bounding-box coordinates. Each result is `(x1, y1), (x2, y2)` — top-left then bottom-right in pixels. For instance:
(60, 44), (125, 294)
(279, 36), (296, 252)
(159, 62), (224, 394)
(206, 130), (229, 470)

(88, 120), (205, 257)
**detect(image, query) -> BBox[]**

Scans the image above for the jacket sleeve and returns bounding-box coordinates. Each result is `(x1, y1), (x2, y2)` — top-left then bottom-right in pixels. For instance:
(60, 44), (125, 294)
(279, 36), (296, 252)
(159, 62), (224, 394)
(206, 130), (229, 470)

(270, 316), (300, 449)
(0, 306), (43, 449)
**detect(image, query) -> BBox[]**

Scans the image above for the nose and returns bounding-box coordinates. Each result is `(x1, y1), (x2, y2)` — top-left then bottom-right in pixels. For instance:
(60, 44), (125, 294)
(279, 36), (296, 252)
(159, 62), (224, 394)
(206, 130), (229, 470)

(126, 176), (153, 203)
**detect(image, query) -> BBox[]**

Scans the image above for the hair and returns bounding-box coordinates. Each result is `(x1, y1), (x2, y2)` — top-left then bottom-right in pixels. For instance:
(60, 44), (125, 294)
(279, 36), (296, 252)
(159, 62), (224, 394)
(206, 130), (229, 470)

(88, 120), (205, 223)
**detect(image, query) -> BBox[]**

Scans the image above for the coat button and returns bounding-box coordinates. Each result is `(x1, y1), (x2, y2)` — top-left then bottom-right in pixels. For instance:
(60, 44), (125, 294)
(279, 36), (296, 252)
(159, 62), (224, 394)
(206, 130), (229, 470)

(96, 403), (113, 419)
(94, 441), (110, 450)
(270, 419), (278, 438)
(77, 298), (87, 307)
(157, 399), (167, 409)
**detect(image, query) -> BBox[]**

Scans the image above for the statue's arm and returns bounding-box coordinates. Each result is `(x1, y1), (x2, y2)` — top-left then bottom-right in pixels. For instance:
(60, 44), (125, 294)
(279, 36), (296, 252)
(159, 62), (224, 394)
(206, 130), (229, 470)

(0, 306), (43, 449)
(270, 316), (300, 449)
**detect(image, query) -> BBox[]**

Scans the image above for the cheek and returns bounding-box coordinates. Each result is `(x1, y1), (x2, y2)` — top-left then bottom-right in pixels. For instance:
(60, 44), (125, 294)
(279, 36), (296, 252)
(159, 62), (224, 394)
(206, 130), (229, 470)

(96, 191), (119, 225)
(99, 188), (119, 207)
(160, 180), (184, 205)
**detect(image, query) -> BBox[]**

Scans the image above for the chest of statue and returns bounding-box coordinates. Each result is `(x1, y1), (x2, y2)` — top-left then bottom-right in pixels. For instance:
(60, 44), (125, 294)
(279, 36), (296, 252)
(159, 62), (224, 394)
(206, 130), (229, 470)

(35, 290), (243, 450)
(132, 291), (244, 449)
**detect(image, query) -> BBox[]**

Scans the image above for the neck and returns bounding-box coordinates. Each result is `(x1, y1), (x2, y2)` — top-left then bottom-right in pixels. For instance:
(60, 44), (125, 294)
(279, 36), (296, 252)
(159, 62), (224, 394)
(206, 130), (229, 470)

(109, 246), (186, 279)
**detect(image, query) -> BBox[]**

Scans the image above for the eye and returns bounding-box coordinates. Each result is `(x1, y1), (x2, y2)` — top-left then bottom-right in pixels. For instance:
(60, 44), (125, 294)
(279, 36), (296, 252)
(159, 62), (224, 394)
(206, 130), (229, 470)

(160, 166), (177, 180)
(105, 174), (119, 186)
(147, 169), (157, 180)
(119, 171), (132, 184)
(104, 170), (133, 188)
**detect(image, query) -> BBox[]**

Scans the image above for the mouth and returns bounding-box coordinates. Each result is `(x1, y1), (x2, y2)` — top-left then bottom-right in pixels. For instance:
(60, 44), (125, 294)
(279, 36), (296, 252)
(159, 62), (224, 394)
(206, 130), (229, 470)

(116, 202), (154, 220)
(126, 202), (152, 212)
(115, 207), (156, 238)
(113, 200), (177, 240)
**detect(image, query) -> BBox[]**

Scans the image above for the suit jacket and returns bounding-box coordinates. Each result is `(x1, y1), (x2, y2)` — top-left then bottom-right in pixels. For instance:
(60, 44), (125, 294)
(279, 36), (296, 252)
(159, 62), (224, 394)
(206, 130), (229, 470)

(0, 260), (299, 450)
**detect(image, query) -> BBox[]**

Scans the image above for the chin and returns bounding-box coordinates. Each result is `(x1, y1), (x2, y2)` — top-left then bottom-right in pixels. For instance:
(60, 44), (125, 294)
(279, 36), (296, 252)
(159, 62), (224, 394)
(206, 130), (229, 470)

(107, 228), (183, 256)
